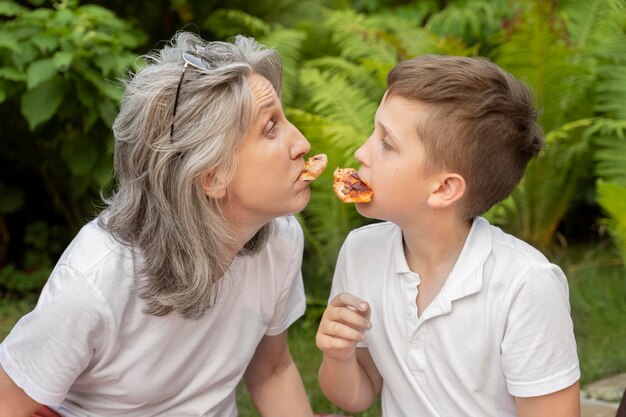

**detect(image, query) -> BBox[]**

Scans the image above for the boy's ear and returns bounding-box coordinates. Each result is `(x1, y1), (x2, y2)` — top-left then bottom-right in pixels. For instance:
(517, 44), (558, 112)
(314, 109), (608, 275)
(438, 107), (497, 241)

(427, 173), (466, 210)
(202, 172), (228, 199)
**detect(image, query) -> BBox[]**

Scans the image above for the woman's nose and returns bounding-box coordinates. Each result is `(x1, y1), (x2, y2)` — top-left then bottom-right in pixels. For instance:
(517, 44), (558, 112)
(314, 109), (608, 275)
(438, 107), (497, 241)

(290, 124), (311, 160)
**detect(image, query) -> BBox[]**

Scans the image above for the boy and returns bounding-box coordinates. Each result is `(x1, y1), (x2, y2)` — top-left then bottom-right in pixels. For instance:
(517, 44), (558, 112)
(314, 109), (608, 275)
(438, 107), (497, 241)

(316, 55), (580, 417)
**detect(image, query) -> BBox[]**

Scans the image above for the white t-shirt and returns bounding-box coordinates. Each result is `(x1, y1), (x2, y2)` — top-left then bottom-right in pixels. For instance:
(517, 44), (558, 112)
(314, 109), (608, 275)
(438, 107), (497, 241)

(0, 215), (306, 417)
(330, 217), (580, 417)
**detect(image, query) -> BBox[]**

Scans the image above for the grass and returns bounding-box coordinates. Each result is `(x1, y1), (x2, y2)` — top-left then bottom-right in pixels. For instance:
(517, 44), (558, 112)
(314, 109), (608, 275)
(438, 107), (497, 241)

(0, 295), (38, 339)
(554, 243), (626, 385)
(1, 242), (624, 415)
(237, 320), (381, 417)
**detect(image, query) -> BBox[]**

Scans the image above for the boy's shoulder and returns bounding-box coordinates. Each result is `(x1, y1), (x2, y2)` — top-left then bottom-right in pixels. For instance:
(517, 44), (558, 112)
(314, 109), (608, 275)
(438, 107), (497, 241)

(343, 221), (400, 253)
(486, 219), (550, 265)
(347, 221), (399, 240)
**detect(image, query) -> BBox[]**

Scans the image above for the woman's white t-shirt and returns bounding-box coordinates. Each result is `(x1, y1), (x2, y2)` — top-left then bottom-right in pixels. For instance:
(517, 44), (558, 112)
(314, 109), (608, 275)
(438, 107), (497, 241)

(0, 215), (306, 417)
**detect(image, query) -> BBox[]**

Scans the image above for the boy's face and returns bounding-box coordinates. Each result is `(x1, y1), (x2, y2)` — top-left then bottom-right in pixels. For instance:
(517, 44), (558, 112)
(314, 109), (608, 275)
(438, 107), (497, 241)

(354, 93), (441, 225)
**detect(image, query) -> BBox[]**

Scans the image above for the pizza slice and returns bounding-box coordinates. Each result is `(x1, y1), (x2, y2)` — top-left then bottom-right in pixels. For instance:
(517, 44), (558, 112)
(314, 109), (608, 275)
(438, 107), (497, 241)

(299, 154), (328, 181)
(333, 167), (373, 203)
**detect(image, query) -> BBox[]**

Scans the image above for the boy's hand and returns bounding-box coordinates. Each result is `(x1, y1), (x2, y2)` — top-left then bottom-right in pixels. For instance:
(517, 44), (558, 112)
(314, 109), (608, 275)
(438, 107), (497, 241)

(316, 292), (372, 362)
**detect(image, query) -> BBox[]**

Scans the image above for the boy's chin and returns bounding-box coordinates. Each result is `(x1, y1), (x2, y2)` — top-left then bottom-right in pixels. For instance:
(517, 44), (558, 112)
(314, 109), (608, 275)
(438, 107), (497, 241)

(355, 201), (376, 218)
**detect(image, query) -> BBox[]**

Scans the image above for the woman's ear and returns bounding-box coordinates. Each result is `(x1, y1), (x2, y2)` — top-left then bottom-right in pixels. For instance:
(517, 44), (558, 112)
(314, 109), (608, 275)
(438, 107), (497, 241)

(427, 173), (466, 210)
(202, 172), (227, 199)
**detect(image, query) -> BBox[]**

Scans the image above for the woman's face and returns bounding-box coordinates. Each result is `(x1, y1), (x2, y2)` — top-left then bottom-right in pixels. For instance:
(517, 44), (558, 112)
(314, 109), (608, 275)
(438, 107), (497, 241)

(222, 73), (311, 227)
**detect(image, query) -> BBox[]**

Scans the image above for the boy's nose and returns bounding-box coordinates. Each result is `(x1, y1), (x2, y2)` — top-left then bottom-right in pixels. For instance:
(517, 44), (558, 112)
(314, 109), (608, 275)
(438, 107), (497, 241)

(354, 141), (368, 165)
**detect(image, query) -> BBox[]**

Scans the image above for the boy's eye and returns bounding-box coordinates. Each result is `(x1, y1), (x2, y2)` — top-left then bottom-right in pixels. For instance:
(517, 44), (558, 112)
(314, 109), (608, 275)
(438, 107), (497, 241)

(380, 137), (393, 150)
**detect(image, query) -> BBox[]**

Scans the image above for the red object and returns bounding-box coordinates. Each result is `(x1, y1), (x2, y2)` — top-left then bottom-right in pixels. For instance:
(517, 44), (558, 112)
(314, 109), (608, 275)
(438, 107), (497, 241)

(314, 414), (348, 417)
(32, 406), (62, 417)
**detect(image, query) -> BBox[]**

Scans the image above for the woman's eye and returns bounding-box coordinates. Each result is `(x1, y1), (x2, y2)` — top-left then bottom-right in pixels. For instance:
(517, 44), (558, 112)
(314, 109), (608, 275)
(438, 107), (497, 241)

(380, 137), (393, 150)
(265, 120), (278, 137)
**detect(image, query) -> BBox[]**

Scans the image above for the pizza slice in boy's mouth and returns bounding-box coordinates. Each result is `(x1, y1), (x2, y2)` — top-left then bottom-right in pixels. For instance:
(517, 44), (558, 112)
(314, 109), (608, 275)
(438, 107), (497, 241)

(333, 167), (373, 203)
(299, 154), (328, 181)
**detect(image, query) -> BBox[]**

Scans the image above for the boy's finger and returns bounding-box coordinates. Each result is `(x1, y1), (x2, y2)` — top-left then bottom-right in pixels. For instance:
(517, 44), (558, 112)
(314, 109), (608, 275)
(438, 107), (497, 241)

(326, 306), (371, 331)
(318, 321), (365, 343)
(330, 292), (370, 314)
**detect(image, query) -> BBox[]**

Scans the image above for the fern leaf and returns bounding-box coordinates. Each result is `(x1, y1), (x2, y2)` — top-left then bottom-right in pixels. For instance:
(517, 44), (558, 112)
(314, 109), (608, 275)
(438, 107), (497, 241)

(322, 9), (397, 65)
(204, 9), (271, 39)
(493, 1), (592, 132)
(597, 180), (626, 262)
(593, 119), (626, 183)
(298, 67), (378, 140)
(260, 28), (306, 107)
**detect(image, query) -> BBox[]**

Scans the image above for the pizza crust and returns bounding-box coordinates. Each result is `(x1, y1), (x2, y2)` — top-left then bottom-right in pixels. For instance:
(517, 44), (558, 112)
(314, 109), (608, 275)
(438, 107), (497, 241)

(333, 167), (373, 203)
(299, 154), (328, 181)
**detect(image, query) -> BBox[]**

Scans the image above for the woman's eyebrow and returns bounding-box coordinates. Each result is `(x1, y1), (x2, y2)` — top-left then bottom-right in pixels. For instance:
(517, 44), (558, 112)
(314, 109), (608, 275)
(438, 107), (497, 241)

(254, 98), (281, 120)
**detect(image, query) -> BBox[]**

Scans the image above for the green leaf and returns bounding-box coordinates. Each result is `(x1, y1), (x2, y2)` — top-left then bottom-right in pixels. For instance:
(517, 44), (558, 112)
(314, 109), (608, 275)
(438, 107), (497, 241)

(52, 51), (73, 71)
(0, 32), (21, 52)
(97, 99), (117, 127)
(76, 64), (123, 101)
(0, 1), (27, 17)
(26, 58), (57, 90)
(92, 156), (113, 188)
(31, 32), (58, 53)
(596, 180), (626, 262)
(20, 76), (66, 130)
(0, 183), (24, 214)
(0, 67), (25, 82)
(53, 8), (74, 27)
(204, 9), (271, 39)
(62, 139), (98, 176)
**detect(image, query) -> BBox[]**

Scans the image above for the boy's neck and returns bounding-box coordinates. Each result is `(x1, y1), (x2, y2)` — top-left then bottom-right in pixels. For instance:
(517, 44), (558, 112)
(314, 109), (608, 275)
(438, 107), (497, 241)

(401, 214), (472, 317)
(401, 214), (472, 282)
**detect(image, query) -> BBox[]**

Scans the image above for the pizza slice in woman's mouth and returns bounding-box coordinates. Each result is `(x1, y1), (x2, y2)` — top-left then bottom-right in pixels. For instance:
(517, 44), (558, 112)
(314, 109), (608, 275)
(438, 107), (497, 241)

(299, 154), (328, 181)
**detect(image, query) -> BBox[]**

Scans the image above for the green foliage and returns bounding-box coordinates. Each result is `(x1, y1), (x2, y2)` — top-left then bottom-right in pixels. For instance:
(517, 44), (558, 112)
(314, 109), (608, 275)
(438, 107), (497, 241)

(597, 181), (626, 260)
(273, 7), (477, 293)
(0, 220), (66, 298)
(1, 0), (145, 129)
(0, 0), (625, 394)
(427, 0), (519, 52)
(564, 250), (626, 385)
(0, 0), (146, 294)
(593, 119), (626, 262)
(481, 0), (626, 251)
(0, 1), (146, 224)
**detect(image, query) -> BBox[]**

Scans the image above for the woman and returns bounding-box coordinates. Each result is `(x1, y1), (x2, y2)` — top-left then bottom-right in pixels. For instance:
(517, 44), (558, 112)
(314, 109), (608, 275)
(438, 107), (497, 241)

(0, 32), (315, 417)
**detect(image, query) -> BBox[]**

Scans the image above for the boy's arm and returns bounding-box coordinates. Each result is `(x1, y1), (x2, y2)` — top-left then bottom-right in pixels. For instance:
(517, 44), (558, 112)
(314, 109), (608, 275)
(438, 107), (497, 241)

(243, 330), (314, 417)
(514, 381), (580, 417)
(0, 365), (42, 417)
(316, 293), (382, 412)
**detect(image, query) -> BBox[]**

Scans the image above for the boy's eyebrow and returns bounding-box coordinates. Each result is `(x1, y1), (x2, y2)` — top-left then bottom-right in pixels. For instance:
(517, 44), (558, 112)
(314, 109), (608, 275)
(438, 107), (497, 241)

(376, 120), (399, 142)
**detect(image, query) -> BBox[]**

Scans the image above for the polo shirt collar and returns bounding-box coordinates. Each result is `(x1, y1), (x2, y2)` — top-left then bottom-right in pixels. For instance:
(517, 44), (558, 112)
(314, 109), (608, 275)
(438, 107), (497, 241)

(442, 216), (491, 302)
(392, 216), (492, 302)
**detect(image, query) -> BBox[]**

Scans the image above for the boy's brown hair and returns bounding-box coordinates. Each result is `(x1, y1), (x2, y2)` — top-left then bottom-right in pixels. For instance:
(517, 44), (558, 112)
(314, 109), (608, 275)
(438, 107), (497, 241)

(387, 55), (544, 219)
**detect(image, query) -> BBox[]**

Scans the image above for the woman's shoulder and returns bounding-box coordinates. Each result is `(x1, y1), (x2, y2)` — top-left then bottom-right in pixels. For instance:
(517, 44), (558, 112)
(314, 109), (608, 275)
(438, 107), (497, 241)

(59, 217), (132, 275)
(269, 215), (304, 248)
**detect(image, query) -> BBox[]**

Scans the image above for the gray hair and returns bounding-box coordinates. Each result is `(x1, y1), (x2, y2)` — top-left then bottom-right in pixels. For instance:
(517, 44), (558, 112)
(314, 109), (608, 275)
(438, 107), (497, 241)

(100, 32), (283, 319)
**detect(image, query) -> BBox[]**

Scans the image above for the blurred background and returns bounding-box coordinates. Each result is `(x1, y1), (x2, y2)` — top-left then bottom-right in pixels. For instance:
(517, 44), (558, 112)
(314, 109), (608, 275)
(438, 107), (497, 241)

(1, 0), (625, 415)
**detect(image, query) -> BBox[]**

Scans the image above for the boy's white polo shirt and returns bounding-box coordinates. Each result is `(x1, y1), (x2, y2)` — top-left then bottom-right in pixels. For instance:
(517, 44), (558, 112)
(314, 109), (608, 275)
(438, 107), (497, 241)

(330, 217), (580, 417)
